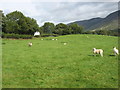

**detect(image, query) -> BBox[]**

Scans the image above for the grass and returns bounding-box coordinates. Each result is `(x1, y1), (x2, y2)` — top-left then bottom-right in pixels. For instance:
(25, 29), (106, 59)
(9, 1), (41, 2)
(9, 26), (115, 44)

(2, 34), (118, 88)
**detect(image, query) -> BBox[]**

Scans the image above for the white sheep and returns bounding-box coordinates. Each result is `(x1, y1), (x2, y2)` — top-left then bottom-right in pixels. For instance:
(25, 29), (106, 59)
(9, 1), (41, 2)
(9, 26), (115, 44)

(52, 39), (54, 40)
(64, 43), (67, 45)
(113, 47), (119, 56)
(87, 36), (89, 38)
(28, 42), (32, 47)
(93, 48), (103, 57)
(41, 39), (43, 40)
(56, 39), (57, 40)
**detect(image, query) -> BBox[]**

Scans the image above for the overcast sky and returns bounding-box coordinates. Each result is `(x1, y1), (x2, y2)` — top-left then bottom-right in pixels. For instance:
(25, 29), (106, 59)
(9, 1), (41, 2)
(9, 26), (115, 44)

(0, 0), (119, 26)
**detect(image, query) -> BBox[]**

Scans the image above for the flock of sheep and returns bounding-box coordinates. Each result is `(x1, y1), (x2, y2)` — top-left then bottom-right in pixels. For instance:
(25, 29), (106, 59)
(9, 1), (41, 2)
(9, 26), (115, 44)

(93, 47), (119, 57)
(28, 38), (67, 47)
(28, 38), (119, 57)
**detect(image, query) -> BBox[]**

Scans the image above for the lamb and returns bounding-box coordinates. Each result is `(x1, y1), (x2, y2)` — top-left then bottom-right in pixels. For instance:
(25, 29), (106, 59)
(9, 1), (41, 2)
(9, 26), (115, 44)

(113, 47), (119, 56)
(93, 48), (103, 57)
(86, 36), (89, 38)
(28, 42), (32, 47)
(64, 43), (67, 45)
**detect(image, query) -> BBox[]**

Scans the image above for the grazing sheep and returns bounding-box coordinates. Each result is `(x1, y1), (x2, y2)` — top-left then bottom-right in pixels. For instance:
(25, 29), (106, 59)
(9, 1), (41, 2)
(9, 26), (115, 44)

(41, 39), (43, 40)
(64, 43), (67, 45)
(56, 39), (57, 40)
(93, 48), (103, 57)
(28, 42), (32, 47)
(113, 47), (119, 56)
(52, 39), (54, 40)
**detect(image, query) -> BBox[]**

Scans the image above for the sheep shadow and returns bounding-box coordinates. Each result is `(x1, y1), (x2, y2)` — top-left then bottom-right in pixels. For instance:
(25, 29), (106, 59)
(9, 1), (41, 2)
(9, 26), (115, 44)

(88, 54), (94, 56)
(88, 54), (100, 57)
(2, 42), (6, 45)
(109, 54), (115, 56)
(89, 54), (117, 57)
(60, 42), (68, 43)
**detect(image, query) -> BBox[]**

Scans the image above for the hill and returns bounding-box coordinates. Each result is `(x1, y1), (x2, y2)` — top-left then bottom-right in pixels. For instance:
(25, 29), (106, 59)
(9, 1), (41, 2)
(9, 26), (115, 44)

(68, 10), (119, 31)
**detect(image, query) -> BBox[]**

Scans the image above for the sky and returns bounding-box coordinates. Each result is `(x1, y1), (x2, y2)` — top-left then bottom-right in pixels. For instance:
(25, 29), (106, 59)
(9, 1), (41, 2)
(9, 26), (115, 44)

(0, 0), (119, 26)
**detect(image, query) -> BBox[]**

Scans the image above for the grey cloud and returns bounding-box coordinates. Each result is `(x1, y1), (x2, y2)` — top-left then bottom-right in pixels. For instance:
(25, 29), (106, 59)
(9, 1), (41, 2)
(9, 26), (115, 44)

(33, 2), (118, 26)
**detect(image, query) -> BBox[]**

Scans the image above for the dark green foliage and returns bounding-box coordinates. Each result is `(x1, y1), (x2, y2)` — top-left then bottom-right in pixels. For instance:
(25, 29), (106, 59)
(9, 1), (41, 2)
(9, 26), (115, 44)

(0, 10), (2, 31)
(83, 30), (93, 34)
(41, 34), (58, 37)
(68, 23), (83, 34)
(42, 22), (55, 34)
(83, 29), (119, 36)
(95, 30), (109, 35)
(34, 35), (40, 38)
(2, 33), (32, 39)
(2, 11), (39, 35)
(54, 23), (75, 35)
(39, 26), (44, 34)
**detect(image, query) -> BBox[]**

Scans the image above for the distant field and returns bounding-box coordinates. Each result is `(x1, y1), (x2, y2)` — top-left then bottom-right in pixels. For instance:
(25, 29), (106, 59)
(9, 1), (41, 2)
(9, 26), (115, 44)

(2, 34), (118, 88)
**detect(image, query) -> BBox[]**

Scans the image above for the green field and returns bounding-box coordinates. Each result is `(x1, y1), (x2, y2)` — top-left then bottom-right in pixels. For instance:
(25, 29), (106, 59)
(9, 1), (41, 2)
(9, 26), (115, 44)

(2, 34), (118, 88)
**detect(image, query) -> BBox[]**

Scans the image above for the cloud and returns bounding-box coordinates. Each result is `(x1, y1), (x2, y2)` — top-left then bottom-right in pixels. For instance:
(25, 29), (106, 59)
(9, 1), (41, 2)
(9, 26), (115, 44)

(33, 2), (118, 25)
(0, 0), (118, 26)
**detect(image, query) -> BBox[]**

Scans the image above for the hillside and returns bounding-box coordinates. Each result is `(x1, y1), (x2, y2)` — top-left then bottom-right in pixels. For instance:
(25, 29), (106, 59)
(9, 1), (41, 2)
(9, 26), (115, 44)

(68, 10), (119, 31)
(2, 34), (118, 88)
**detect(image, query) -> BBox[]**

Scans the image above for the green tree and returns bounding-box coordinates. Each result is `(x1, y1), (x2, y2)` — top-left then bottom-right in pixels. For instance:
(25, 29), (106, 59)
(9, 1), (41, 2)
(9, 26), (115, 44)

(42, 22), (55, 34)
(2, 16), (20, 34)
(69, 23), (83, 34)
(39, 26), (44, 35)
(95, 30), (108, 35)
(2, 11), (39, 35)
(55, 23), (70, 35)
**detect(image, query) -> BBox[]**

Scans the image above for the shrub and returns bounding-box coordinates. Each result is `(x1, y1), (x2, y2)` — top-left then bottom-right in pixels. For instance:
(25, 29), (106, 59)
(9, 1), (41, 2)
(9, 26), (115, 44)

(2, 33), (33, 39)
(41, 34), (58, 37)
(34, 35), (40, 38)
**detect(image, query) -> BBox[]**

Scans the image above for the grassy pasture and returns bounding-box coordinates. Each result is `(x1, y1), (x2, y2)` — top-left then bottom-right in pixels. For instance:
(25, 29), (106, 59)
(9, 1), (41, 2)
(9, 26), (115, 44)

(2, 34), (118, 88)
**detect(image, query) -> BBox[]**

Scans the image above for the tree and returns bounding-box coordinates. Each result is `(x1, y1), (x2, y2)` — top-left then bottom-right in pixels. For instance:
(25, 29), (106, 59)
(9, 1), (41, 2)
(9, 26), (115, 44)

(54, 23), (70, 35)
(2, 15), (20, 34)
(68, 23), (83, 34)
(39, 26), (44, 35)
(95, 30), (108, 35)
(2, 11), (40, 35)
(42, 22), (55, 34)
(0, 10), (2, 30)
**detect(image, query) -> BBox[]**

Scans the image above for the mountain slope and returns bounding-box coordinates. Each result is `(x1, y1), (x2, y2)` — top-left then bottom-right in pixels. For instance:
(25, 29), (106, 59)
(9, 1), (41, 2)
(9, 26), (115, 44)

(68, 10), (119, 31)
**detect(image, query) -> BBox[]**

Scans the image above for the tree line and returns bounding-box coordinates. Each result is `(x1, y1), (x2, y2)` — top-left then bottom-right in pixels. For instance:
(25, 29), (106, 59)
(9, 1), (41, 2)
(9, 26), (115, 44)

(2, 11), (83, 36)
(84, 29), (119, 36)
(1, 11), (118, 38)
